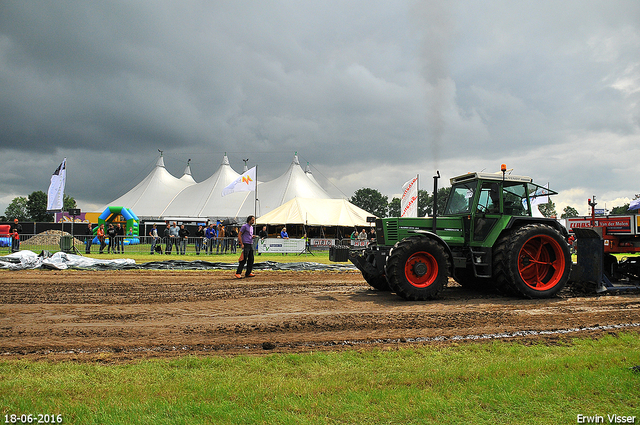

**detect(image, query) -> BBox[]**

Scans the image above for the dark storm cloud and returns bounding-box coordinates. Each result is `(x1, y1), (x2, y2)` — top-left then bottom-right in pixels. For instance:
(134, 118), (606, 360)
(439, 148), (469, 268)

(1, 1), (639, 215)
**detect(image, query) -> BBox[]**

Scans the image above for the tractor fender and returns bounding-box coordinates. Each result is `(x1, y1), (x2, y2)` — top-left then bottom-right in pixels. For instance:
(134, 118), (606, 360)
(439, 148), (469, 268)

(405, 230), (455, 275)
(505, 217), (570, 239)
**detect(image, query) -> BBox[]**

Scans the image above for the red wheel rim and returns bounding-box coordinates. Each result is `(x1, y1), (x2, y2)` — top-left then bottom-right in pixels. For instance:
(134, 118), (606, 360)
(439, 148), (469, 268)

(518, 235), (566, 291)
(404, 251), (439, 288)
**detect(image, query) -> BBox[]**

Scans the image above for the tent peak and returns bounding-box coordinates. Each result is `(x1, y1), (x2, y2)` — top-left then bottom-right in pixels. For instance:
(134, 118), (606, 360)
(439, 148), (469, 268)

(183, 159), (192, 176)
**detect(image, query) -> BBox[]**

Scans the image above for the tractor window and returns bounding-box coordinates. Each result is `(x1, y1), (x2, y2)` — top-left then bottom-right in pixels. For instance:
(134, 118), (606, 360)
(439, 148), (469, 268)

(503, 183), (529, 216)
(445, 184), (475, 215)
(477, 183), (500, 214)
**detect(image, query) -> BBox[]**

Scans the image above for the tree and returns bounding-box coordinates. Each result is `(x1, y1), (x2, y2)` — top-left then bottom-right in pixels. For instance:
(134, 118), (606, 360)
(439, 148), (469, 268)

(417, 189), (431, 217)
(611, 194), (640, 215)
(26, 191), (53, 222)
(388, 197), (401, 217)
(350, 188), (388, 218)
(561, 205), (579, 219)
(4, 196), (29, 221)
(610, 204), (629, 215)
(434, 186), (451, 216)
(537, 200), (557, 218)
(64, 194), (77, 211)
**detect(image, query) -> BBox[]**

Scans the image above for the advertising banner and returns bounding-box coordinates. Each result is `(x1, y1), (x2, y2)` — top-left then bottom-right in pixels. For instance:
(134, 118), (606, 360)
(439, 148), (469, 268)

(566, 216), (635, 235)
(310, 238), (336, 248)
(401, 175), (418, 217)
(257, 238), (306, 253)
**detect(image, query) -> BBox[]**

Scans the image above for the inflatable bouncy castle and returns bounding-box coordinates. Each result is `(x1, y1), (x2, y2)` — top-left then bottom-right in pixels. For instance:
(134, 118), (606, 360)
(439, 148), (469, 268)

(93, 206), (140, 245)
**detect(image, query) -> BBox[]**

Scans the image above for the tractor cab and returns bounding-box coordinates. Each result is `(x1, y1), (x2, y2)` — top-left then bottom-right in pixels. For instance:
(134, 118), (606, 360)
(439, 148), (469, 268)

(444, 171), (556, 246)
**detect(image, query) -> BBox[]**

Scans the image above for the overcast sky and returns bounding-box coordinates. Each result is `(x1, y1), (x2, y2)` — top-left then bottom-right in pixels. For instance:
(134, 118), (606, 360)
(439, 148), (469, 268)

(1, 0), (639, 217)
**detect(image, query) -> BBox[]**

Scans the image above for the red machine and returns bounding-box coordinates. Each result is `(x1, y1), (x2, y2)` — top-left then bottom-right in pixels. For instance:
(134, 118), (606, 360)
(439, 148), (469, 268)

(568, 196), (640, 292)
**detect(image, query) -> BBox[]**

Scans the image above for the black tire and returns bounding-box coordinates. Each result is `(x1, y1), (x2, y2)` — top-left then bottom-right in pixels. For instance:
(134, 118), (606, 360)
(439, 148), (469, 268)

(360, 242), (391, 291)
(385, 236), (449, 300)
(494, 224), (571, 298)
(362, 271), (391, 291)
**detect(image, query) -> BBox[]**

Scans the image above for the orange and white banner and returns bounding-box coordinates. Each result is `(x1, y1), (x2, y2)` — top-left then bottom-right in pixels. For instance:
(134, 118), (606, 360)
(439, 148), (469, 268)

(401, 175), (418, 217)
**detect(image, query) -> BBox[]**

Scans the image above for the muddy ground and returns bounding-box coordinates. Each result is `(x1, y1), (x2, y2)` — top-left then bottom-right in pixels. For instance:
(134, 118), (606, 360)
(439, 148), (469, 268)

(0, 269), (638, 361)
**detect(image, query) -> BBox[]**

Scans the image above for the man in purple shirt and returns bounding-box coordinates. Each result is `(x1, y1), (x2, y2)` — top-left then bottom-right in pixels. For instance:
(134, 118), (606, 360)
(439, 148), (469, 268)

(236, 215), (257, 278)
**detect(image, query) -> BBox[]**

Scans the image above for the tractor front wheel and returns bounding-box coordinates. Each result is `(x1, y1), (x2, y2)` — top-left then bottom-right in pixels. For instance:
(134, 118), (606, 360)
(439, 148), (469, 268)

(385, 237), (449, 300)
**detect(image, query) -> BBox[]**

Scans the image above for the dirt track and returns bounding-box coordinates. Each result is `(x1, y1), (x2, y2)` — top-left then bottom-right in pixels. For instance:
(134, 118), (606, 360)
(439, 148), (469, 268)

(1, 269), (639, 360)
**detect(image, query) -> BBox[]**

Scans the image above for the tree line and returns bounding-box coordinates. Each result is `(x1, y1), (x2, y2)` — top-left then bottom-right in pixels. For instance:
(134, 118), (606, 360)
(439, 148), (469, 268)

(349, 187), (636, 219)
(2, 191), (77, 222)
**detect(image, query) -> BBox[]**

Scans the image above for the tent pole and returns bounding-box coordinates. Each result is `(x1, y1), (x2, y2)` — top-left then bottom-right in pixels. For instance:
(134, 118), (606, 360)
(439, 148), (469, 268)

(254, 165), (258, 220)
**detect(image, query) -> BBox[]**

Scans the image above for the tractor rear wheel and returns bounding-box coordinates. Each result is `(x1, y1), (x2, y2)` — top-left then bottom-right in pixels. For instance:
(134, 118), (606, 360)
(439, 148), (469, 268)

(494, 224), (571, 298)
(385, 236), (449, 300)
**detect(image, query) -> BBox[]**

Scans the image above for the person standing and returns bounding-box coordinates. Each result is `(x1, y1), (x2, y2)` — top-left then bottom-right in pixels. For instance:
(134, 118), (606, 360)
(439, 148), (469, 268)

(169, 222), (179, 254)
(236, 215), (257, 278)
(195, 225), (205, 255)
(115, 223), (124, 253)
(85, 222), (94, 254)
(11, 218), (22, 253)
(97, 224), (106, 254)
(107, 224), (117, 254)
(257, 225), (268, 255)
(164, 223), (172, 254)
(205, 223), (216, 254)
(228, 226), (238, 254)
(216, 223), (226, 254)
(149, 224), (159, 254)
(178, 224), (190, 255)
(280, 226), (289, 239)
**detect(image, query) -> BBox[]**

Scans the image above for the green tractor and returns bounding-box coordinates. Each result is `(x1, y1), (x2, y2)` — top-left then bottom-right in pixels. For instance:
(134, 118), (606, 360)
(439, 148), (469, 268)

(346, 167), (572, 300)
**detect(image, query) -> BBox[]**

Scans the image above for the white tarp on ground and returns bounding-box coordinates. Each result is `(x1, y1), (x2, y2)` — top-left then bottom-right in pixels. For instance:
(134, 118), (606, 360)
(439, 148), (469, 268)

(0, 250), (355, 271)
(256, 197), (375, 227)
(0, 250), (135, 270)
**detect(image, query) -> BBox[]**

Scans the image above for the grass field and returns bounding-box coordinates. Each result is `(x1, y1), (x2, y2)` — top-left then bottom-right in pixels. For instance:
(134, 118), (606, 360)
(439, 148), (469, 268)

(1, 333), (638, 424)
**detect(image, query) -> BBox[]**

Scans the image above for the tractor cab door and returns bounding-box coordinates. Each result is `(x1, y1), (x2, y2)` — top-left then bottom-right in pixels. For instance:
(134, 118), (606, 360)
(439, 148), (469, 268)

(473, 182), (501, 241)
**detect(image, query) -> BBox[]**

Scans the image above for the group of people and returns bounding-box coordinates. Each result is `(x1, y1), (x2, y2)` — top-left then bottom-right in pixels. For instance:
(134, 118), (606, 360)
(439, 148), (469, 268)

(86, 222), (132, 254)
(351, 227), (376, 241)
(153, 222), (240, 255)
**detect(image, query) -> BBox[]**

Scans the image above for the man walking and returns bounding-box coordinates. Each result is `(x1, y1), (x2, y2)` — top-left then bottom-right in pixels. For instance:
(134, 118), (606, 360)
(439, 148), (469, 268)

(235, 215), (257, 279)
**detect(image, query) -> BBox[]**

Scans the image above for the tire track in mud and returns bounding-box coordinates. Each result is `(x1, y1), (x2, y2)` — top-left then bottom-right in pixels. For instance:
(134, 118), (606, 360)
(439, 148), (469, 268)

(0, 270), (639, 359)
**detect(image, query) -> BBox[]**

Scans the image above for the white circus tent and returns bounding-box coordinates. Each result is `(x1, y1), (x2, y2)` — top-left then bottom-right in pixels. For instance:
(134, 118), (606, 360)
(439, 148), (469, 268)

(161, 154), (244, 220)
(104, 152), (348, 221)
(256, 197), (374, 227)
(103, 154), (196, 219)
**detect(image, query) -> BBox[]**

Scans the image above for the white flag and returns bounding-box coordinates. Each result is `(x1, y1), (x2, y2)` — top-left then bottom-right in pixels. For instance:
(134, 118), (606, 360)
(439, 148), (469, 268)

(47, 158), (67, 211)
(401, 175), (418, 217)
(222, 166), (256, 196)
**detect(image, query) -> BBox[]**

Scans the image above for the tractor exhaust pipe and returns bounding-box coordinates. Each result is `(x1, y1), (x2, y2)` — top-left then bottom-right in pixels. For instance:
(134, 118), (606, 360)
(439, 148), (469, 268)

(432, 171), (440, 233)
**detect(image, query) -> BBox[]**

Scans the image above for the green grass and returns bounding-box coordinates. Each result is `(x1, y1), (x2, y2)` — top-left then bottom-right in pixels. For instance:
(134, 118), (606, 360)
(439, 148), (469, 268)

(86, 250), (336, 265)
(1, 333), (639, 424)
(1, 245), (338, 265)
